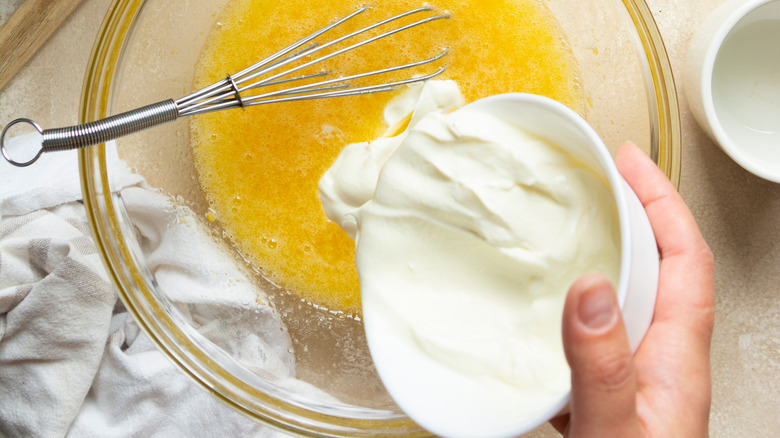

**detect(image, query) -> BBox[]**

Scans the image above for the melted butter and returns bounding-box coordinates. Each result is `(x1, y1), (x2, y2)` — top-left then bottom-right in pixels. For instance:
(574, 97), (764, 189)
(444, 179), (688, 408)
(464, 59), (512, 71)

(191, 0), (584, 315)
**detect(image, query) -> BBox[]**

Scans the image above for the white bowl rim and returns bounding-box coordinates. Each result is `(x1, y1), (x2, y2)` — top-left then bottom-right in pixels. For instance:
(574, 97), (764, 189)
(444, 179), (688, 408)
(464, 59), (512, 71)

(698, 0), (780, 182)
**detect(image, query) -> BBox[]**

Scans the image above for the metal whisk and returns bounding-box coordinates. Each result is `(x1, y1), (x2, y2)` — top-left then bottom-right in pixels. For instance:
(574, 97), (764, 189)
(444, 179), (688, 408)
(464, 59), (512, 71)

(1, 6), (449, 167)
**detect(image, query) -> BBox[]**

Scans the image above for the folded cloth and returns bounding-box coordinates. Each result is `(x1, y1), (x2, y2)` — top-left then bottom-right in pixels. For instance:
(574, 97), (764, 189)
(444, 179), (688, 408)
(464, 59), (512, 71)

(0, 135), (320, 436)
(0, 202), (115, 435)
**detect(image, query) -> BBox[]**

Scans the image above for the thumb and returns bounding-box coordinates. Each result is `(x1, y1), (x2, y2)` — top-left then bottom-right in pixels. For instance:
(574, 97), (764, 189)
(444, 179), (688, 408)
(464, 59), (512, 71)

(562, 274), (641, 437)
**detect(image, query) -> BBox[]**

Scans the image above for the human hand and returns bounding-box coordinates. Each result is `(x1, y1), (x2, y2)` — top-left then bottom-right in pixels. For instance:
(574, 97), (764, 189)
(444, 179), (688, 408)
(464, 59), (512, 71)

(551, 142), (715, 437)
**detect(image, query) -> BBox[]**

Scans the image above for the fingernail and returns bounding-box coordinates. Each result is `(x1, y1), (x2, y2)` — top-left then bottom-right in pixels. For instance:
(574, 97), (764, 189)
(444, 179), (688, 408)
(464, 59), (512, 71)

(578, 282), (616, 329)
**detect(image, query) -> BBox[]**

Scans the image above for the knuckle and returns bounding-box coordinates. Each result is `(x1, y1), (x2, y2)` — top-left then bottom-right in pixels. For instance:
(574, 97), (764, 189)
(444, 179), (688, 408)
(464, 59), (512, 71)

(697, 243), (715, 273)
(590, 351), (634, 391)
(694, 243), (716, 332)
(699, 300), (716, 332)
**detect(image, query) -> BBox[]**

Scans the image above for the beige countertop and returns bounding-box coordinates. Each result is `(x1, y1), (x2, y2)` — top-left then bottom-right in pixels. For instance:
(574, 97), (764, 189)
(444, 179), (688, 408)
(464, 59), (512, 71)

(1, 0), (778, 436)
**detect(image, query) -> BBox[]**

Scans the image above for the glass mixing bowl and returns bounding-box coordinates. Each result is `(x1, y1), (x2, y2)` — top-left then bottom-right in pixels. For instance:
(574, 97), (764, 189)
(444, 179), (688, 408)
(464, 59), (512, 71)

(79, 0), (681, 435)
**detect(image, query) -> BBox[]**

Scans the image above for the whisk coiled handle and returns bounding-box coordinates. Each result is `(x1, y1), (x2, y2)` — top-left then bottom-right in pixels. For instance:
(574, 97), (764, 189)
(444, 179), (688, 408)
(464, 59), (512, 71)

(1, 99), (179, 167)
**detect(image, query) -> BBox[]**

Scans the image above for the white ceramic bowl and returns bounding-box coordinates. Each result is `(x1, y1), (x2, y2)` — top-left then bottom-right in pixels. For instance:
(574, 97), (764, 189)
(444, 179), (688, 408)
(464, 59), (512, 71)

(685, 0), (780, 182)
(365, 94), (660, 438)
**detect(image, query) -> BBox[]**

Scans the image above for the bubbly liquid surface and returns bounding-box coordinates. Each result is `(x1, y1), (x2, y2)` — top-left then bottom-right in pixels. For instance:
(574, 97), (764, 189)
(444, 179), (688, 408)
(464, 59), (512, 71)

(191, 0), (584, 315)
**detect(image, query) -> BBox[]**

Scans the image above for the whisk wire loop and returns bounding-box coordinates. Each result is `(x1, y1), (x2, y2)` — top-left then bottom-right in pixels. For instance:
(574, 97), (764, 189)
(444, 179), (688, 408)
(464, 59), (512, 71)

(178, 7), (449, 116)
(175, 7), (368, 109)
(182, 49), (448, 116)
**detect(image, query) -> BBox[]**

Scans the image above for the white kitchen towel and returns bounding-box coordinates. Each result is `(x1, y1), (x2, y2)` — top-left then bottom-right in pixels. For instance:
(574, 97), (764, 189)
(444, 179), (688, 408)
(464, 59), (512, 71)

(0, 135), (325, 436)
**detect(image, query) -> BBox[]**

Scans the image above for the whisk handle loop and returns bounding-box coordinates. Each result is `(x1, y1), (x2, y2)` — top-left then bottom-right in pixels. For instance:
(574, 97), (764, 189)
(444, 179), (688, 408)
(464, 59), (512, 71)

(1, 99), (178, 167)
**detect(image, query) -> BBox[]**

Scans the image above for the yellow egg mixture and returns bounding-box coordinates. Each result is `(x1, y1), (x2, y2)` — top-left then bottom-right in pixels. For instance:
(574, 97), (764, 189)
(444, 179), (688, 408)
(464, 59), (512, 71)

(191, 0), (584, 316)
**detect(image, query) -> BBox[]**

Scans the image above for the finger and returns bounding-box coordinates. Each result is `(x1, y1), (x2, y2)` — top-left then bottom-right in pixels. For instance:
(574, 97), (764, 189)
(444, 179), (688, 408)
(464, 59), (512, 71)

(562, 274), (642, 437)
(615, 143), (715, 331)
(615, 143), (708, 261)
(615, 143), (714, 426)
